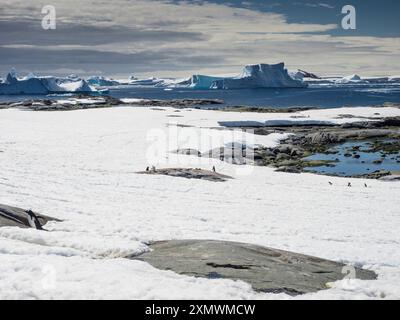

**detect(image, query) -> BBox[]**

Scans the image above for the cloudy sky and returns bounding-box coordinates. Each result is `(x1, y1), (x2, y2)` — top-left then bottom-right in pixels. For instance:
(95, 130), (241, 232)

(0, 0), (399, 77)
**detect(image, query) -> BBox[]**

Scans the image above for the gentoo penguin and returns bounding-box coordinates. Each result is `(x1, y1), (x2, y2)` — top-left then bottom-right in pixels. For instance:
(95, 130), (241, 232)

(348, 182), (352, 187)
(328, 182), (333, 186)
(26, 210), (43, 230)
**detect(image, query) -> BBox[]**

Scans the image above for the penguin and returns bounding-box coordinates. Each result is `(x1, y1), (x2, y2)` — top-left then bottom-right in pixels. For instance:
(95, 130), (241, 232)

(328, 182), (333, 186)
(364, 183), (368, 188)
(146, 166), (150, 172)
(212, 166), (216, 173)
(26, 210), (44, 230)
(348, 182), (352, 187)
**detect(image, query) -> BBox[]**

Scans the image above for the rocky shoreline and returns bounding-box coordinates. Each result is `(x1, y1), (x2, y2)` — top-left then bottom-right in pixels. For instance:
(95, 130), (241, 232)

(2, 96), (399, 179)
(175, 116), (400, 180)
(0, 95), (224, 111)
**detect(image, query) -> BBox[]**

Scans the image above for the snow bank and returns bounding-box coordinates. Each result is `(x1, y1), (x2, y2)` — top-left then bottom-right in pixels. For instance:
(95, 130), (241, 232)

(212, 63), (307, 89)
(0, 70), (96, 95)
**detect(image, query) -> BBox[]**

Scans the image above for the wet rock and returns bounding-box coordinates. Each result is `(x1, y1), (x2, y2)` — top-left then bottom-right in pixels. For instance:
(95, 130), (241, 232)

(305, 132), (341, 145)
(131, 240), (376, 296)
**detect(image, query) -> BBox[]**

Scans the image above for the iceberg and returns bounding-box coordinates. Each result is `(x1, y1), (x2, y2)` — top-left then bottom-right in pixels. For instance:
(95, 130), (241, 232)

(211, 63), (307, 89)
(87, 76), (120, 87)
(0, 70), (96, 95)
(129, 77), (165, 86)
(335, 74), (364, 84)
(173, 75), (225, 89)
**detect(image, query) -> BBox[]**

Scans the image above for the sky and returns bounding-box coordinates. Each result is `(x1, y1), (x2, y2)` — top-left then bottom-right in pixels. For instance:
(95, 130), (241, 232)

(0, 0), (399, 78)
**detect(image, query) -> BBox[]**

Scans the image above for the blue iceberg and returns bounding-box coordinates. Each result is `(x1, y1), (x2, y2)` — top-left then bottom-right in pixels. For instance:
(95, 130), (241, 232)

(0, 70), (96, 95)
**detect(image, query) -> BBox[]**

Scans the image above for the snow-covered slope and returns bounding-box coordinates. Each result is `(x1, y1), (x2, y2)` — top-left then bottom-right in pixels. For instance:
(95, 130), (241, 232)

(1, 105), (400, 299)
(0, 71), (96, 95)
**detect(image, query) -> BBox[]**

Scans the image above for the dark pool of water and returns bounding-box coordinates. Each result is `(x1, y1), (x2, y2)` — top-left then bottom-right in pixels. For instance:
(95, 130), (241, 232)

(304, 141), (400, 177)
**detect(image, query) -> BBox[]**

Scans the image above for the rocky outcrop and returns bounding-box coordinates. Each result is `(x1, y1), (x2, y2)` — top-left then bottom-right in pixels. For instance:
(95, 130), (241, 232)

(0, 204), (60, 229)
(132, 240), (376, 296)
(137, 168), (233, 182)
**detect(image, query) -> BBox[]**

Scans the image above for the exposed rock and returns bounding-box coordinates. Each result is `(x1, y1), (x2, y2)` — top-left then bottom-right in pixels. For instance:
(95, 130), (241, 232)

(1, 96), (224, 111)
(131, 240), (376, 296)
(0, 204), (60, 229)
(341, 117), (400, 129)
(275, 166), (302, 174)
(379, 174), (400, 181)
(173, 149), (202, 157)
(137, 168), (233, 182)
(305, 132), (341, 145)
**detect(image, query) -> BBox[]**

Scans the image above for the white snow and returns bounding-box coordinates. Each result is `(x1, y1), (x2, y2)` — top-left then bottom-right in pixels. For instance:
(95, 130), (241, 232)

(0, 105), (400, 299)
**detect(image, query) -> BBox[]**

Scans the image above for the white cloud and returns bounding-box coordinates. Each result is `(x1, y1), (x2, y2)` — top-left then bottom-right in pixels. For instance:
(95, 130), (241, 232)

(0, 0), (399, 76)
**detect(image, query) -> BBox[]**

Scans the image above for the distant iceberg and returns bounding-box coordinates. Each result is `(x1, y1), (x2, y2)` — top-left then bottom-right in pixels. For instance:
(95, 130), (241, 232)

(335, 74), (364, 84)
(173, 75), (225, 89)
(168, 63), (307, 90)
(87, 76), (120, 87)
(129, 77), (166, 86)
(0, 70), (96, 95)
(211, 63), (307, 89)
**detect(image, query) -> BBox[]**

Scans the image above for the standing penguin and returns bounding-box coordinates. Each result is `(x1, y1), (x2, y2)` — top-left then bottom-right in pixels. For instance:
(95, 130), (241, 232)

(26, 210), (43, 230)
(348, 182), (352, 187)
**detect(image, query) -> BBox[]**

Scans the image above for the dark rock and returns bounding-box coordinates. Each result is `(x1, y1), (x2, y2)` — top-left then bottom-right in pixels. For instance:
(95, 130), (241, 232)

(305, 132), (341, 145)
(131, 240), (376, 296)
(0, 204), (60, 229)
(173, 149), (202, 157)
(276, 166), (302, 174)
(137, 168), (233, 182)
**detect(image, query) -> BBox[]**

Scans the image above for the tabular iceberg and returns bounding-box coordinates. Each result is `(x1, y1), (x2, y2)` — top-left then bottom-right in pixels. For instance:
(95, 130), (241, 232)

(173, 75), (225, 89)
(211, 63), (307, 89)
(0, 70), (96, 95)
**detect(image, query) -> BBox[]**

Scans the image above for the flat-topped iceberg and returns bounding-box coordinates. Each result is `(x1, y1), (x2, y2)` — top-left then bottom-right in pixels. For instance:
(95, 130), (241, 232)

(169, 63), (307, 90)
(174, 75), (225, 89)
(212, 63), (307, 89)
(0, 70), (96, 95)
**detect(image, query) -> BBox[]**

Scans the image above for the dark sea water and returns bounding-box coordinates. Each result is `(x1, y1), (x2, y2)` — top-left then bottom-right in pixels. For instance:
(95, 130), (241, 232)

(1, 83), (400, 109)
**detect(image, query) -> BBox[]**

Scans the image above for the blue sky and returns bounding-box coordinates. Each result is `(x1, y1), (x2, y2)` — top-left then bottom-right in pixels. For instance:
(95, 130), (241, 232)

(197, 0), (400, 37)
(0, 0), (399, 77)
